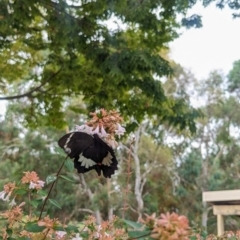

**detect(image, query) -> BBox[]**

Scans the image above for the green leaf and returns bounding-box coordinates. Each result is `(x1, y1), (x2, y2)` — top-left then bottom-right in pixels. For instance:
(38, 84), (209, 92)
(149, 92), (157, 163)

(37, 189), (47, 198)
(6, 228), (12, 235)
(55, 146), (67, 157)
(54, 226), (65, 231)
(14, 189), (28, 195)
(128, 230), (151, 239)
(189, 236), (197, 240)
(80, 232), (89, 239)
(25, 222), (45, 232)
(59, 174), (75, 183)
(30, 199), (42, 208)
(123, 219), (143, 229)
(35, 211), (47, 218)
(46, 175), (57, 184)
(49, 198), (62, 209)
(65, 225), (79, 232)
(65, 158), (74, 172)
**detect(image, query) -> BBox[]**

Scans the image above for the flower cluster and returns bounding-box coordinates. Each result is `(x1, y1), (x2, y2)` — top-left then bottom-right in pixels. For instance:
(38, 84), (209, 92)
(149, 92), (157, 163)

(75, 109), (125, 148)
(82, 215), (128, 240)
(21, 171), (45, 190)
(0, 171), (45, 207)
(0, 182), (16, 201)
(1, 202), (25, 227)
(140, 212), (189, 240)
(0, 171), (129, 240)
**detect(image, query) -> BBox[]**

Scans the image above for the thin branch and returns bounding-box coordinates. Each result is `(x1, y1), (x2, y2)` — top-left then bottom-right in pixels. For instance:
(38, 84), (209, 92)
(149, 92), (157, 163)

(38, 155), (67, 220)
(0, 68), (62, 100)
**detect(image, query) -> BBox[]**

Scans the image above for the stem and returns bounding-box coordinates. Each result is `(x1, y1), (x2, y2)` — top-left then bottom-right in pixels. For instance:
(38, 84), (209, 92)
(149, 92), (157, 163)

(42, 228), (50, 240)
(38, 156), (68, 220)
(28, 191), (32, 216)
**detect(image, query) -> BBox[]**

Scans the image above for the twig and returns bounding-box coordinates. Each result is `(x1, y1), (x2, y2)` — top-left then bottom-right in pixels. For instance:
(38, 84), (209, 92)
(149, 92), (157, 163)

(0, 68), (62, 100)
(38, 155), (68, 220)
(42, 228), (50, 240)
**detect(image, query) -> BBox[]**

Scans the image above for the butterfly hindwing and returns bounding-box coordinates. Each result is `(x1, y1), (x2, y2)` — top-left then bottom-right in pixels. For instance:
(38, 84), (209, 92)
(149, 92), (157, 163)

(58, 132), (118, 178)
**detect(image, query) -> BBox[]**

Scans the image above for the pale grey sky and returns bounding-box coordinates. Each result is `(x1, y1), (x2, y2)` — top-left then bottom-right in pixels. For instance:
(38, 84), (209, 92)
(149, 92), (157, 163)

(169, 2), (240, 79)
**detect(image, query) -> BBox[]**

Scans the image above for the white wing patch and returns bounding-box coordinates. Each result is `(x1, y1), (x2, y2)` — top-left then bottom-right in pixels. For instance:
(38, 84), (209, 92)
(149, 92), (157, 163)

(102, 152), (113, 166)
(64, 133), (74, 152)
(78, 154), (96, 168)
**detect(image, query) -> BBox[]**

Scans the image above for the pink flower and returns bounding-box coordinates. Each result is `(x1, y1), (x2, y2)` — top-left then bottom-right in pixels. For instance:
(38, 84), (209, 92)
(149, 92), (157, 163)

(1, 202), (25, 226)
(151, 212), (189, 240)
(99, 126), (109, 138)
(75, 124), (92, 134)
(9, 198), (16, 207)
(115, 123), (125, 137)
(22, 171), (39, 183)
(0, 191), (8, 201)
(55, 231), (67, 239)
(29, 180), (45, 190)
(92, 125), (100, 135)
(71, 233), (82, 240)
(0, 182), (16, 202)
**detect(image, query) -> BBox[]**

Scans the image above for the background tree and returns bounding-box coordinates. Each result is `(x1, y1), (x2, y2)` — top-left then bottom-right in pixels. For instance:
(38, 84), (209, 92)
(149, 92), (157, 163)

(170, 67), (240, 234)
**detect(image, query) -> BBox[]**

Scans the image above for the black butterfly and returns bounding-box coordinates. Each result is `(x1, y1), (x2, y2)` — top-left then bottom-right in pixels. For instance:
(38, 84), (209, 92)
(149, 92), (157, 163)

(58, 132), (118, 178)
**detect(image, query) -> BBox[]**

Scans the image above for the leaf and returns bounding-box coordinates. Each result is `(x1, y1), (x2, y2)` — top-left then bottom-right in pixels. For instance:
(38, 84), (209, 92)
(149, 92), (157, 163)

(54, 226), (65, 231)
(49, 198), (62, 209)
(14, 189), (28, 195)
(123, 219), (143, 229)
(128, 230), (152, 239)
(189, 236), (197, 240)
(46, 175), (57, 185)
(65, 158), (74, 172)
(30, 199), (42, 208)
(55, 146), (67, 157)
(37, 189), (47, 198)
(25, 222), (45, 232)
(34, 211), (47, 218)
(59, 174), (76, 183)
(65, 225), (79, 232)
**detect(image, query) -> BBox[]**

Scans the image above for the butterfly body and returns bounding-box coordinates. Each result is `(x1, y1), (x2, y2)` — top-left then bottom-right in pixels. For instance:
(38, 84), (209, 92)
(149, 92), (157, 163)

(58, 132), (118, 178)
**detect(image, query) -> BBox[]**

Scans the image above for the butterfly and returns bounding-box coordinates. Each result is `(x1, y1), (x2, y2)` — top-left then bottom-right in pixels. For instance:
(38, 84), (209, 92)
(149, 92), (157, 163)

(58, 132), (118, 178)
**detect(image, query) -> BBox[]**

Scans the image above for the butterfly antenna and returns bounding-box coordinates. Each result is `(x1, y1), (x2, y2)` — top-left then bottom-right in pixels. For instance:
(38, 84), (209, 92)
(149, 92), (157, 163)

(38, 155), (69, 220)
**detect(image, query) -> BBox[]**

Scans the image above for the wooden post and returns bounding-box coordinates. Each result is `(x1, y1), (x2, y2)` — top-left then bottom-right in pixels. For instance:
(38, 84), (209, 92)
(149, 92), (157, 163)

(203, 190), (240, 236)
(217, 214), (224, 236)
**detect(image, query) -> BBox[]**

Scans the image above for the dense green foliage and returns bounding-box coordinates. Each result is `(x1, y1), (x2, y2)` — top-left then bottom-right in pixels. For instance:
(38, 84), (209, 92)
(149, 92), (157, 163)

(0, 0), (206, 131)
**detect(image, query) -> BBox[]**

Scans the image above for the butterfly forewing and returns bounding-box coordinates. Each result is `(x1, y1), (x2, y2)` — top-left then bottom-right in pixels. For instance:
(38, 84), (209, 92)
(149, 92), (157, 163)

(58, 132), (94, 159)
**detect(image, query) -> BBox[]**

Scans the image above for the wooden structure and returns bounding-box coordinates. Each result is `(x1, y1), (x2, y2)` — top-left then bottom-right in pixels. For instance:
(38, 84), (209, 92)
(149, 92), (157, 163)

(203, 190), (240, 236)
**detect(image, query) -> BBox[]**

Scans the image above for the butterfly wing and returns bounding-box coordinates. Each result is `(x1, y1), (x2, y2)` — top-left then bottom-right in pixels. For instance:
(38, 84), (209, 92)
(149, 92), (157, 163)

(58, 132), (118, 178)
(89, 134), (118, 178)
(58, 132), (94, 159)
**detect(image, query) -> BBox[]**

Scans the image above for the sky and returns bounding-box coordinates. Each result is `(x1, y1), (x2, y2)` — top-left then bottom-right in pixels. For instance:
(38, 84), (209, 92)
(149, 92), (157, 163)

(169, 2), (240, 79)
(1, 3), (240, 116)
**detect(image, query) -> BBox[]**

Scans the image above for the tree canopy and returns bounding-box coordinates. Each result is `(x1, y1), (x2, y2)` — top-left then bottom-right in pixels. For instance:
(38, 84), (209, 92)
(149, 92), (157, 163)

(0, 0), (208, 131)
